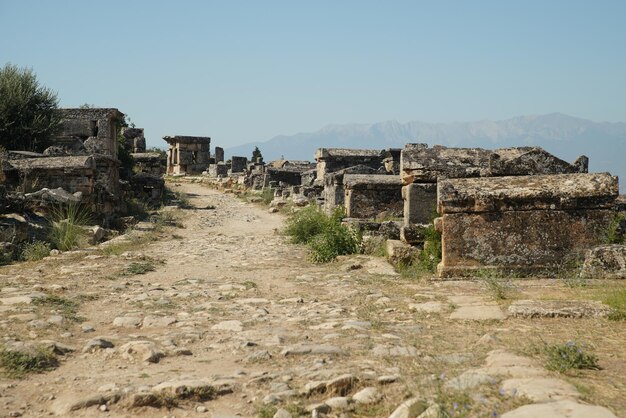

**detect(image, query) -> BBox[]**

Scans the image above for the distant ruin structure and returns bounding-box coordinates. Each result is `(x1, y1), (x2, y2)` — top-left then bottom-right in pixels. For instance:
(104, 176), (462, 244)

(164, 136), (211, 175)
(122, 127), (146, 153)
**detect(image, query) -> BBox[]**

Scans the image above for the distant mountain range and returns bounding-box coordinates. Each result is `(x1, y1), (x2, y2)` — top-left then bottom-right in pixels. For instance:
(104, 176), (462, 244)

(226, 113), (626, 192)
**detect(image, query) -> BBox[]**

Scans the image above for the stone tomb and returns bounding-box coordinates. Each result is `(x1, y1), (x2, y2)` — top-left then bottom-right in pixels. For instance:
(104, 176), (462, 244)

(131, 152), (166, 176)
(53, 108), (124, 158)
(230, 156), (247, 174)
(122, 127), (146, 153)
(401, 144), (588, 228)
(164, 136), (211, 175)
(435, 172), (618, 277)
(343, 174), (403, 219)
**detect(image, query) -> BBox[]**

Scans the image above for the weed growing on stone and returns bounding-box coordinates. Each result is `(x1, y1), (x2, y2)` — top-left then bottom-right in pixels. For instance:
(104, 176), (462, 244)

(545, 341), (600, 373)
(602, 212), (626, 244)
(20, 240), (50, 261)
(415, 222), (441, 274)
(242, 280), (257, 289)
(126, 261), (156, 275)
(256, 404), (277, 418)
(0, 347), (58, 377)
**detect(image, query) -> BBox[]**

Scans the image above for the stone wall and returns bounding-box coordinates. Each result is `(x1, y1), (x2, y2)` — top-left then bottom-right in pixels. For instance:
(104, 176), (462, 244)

(132, 153), (166, 176)
(435, 173), (618, 277)
(323, 165), (379, 214)
(231, 156), (247, 173)
(122, 127), (146, 153)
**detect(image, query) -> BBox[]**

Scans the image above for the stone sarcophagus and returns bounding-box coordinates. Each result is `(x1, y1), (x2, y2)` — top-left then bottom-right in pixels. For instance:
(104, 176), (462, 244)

(343, 174), (403, 219)
(400, 144), (589, 242)
(435, 173), (619, 278)
(315, 148), (383, 180)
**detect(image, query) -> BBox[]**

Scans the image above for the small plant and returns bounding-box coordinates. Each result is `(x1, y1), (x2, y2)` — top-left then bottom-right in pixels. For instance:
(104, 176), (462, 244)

(545, 341), (600, 373)
(20, 241), (51, 261)
(32, 295), (83, 322)
(126, 261), (156, 275)
(256, 404), (278, 418)
(0, 347), (58, 377)
(284, 205), (361, 263)
(602, 212), (626, 244)
(261, 188), (274, 205)
(242, 280), (257, 289)
(48, 202), (91, 251)
(477, 269), (516, 300)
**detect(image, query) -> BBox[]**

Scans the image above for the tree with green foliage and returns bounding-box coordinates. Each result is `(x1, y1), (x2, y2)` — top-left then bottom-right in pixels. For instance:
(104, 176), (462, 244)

(252, 146), (263, 162)
(0, 63), (60, 152)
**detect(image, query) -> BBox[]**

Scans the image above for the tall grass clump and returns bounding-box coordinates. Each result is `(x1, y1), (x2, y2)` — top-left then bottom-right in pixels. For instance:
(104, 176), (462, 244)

(48, 202), (91, 251)
(545, 341), (600, 373)
(602, 212), (625, 244)
(417, 223), (442, 272)
(285, 205), (361, 263)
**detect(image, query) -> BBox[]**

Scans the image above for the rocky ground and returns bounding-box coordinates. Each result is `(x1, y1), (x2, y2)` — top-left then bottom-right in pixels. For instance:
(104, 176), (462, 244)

(0, 181), (624, 418)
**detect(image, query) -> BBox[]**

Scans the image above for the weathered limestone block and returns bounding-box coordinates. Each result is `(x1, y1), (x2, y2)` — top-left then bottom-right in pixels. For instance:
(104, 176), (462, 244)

(489, 147), (587, 176)
(231, 156), (247, 173)
(436, 173), (619, 277)
(323, 165), (379, 214)
(580, 244), (626, 279)
(54, 108), (124, 159)
(343, 174), (403, 219)
(122, 127), (146, 153)
(403, 183), (437, 225)
(400, 144), (492, 185)
(214, 147), (224, 163)
(131, 153), (166, 176)
(437, 173), (618, 214)
(386, 240), (420, 265)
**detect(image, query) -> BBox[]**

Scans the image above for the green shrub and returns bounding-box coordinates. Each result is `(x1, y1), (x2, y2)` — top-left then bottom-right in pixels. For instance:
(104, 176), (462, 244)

(0, 347), (58, 377)
(285, 205), (331, 244)
(48, 202), (91, 251)
(603, 212), (625, 244)
(285, 205), (361, 263)
(545, 341), (600, 373)
(261, 188), (274, 205)
(20, 241), (51, 261)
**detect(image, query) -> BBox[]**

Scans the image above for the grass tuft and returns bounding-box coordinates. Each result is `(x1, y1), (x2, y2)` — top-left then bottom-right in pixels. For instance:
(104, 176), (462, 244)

(126, 261), (156, 275)
(545, 341), (600, 373)
(32, 295), (84, 322)
(20, 241), (50, 261)
(0, 347), (58, 377)
(476, 269), (516, 300)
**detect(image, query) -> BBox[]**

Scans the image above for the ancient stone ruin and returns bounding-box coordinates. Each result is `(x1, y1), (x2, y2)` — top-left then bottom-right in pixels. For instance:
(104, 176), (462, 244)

(435, 172), (618, 277)
(164, 136), (211, 175)
(343, 174), (403, 219)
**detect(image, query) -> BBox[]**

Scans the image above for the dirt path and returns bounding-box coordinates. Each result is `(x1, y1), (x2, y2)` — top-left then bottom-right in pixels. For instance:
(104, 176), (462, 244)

(0, 182), (624, 417)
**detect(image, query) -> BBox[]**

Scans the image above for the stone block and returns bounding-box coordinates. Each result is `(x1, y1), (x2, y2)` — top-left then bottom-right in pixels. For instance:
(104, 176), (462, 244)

(386, 240), (420, 265)
(343, 174), (402, 219)
(403, 182), (437, 225)
(231, 156), (247, 173)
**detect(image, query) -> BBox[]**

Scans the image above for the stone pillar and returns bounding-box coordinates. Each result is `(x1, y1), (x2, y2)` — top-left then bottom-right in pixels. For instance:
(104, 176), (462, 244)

(215, 147), (224, 163)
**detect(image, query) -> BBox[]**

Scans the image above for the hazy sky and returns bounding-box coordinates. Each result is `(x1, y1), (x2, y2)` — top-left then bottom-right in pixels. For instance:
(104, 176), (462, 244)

(1, 1), (625, 149)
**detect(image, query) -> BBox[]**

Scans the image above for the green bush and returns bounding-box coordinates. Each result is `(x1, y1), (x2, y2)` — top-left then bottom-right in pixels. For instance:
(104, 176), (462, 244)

(48, 202), (91, 251)
(285, 205), (361, 263)
(545, 341), (600, 373)
(285, 205), (331, 244)
(20, 241), (51, 261)
(261, 188), (274, 205)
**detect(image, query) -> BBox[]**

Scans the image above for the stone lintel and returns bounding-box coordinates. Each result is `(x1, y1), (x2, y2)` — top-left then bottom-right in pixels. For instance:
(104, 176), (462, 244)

(163, 136), (211, 145)
(438, 173), (618, 214)
(343, 174), (402, 190)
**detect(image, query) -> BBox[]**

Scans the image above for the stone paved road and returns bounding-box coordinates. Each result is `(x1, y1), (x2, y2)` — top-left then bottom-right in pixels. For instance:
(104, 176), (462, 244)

(0, 181), (623, 417)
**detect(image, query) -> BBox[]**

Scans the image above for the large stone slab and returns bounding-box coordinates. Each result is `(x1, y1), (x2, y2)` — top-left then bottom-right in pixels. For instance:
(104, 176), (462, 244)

(438, 173), (618, 214)
(343, 174), (403, 219)
(501, 399), (617, 418)
(507, 300), (611, 318)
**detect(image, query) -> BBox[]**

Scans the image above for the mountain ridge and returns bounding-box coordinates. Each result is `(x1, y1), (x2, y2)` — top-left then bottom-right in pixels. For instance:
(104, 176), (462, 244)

(225, 114), (626, 191)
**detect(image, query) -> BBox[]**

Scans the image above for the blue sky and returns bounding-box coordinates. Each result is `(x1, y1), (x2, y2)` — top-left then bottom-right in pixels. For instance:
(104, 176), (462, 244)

(1, 0), (625, 149)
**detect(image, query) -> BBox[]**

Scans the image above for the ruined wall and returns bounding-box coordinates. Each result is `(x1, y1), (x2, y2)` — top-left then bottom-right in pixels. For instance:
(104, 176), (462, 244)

(315, 148), (383, 179)
(53, 108), (123, 159)
(436, 173), (619, 278)
(323, 165), (379, 214)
